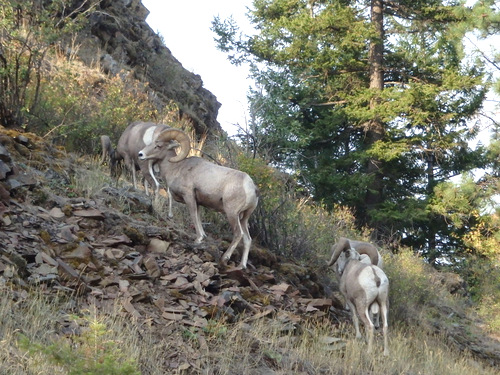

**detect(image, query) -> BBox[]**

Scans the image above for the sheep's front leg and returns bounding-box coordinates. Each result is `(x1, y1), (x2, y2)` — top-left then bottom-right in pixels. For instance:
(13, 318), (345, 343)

(146, 160), (161, 197)
(124, 155), (138, 189)
(166, 188), (173, 218)
(185, 195), (205, 243)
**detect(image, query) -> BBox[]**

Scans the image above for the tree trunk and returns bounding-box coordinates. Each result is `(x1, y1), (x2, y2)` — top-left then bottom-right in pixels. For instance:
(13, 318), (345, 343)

(363, 0), (385, 225)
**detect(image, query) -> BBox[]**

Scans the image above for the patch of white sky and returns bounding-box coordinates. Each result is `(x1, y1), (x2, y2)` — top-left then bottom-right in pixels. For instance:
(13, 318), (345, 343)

(463, 1), (500, 145)
(464, 33), (500, 147)
(141, 0), (255, 137)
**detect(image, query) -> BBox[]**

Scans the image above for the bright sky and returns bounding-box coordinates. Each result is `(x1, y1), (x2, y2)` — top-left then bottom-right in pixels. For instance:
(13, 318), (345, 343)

(141, 0), (254, 136)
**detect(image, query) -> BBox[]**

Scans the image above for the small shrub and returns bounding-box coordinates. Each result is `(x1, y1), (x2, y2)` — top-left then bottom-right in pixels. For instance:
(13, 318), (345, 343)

(18, 314), (141, 375)
(464, 256), (500, 334)
(384, 249), (439, 323)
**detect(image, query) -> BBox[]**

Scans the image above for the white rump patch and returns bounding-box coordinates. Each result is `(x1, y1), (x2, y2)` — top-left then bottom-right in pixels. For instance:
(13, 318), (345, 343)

(143, 126), (157, 145)
(243, 176), (257, 207)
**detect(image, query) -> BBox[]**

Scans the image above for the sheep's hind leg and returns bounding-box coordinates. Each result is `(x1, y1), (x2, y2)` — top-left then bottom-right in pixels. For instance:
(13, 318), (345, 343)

(346, 300), (362, 339)
(357, 302), (375, 354)
(380, 300), (389, 356)
(221, 214), (243, 268)
(238, 210), (253, 269)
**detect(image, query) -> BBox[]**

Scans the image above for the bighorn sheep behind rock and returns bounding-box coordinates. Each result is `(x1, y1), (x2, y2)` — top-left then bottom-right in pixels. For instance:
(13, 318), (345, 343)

(329, 246), (389, 356)
(101, 122), (174, 217)
(138, 127), (259, 269)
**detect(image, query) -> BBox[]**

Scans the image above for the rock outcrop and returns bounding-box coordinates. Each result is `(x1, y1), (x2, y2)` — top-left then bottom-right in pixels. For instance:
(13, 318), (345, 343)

(75, 0), (222, 136)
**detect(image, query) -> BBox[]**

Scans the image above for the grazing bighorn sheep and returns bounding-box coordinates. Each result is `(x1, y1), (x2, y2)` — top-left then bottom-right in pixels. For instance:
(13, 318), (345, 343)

(328, 244), (389, 356)
(100, 134), (124, 180)
(138, 127), (259, 269)
(101, 122), (174, 217)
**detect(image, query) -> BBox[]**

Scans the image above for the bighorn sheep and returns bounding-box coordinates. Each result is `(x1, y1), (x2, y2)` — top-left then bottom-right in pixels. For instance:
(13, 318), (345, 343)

(100, 134), (123, 180)
(327, 237), (384, 327)
(328, 245), (389, 356)
(137, 127), (259, 269)
(100, 135), (114, 165)
(101, 122), (174, 217)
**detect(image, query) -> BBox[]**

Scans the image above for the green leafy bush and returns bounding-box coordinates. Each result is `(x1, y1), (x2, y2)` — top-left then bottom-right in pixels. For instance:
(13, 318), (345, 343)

(384, 249), (442, 324)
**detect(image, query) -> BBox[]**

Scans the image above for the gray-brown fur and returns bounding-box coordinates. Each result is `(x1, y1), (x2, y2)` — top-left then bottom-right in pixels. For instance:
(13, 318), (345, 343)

(100, 135), (113, 165)
(102, 122), (175, 217)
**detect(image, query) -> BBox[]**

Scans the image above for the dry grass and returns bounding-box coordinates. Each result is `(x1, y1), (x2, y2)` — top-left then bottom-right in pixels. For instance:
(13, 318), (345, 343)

(0, 286), (171, 375)
(72, 156), (117, 198)
(1, 286), (495, 375)
(201, 318), (496, 375)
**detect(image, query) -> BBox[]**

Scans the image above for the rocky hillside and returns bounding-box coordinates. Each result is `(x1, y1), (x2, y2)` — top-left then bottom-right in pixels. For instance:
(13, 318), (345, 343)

(1, 124), (500, 373)
(74, 0), (221, 136)
(0, 127), (348, 370)
(1, 2), (500, 371)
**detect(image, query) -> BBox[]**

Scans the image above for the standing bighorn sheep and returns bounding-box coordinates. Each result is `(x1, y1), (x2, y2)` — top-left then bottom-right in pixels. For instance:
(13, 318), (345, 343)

(100, 135), (114, 165)
(328, 237), (384, 326)
(138, 127), (259, 269)
(101, 122), (174, 217)
(328, 241), (389, 356)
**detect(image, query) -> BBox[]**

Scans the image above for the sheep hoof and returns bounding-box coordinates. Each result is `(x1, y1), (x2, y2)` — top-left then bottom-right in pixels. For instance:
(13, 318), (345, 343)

(218, 257), (229, 269)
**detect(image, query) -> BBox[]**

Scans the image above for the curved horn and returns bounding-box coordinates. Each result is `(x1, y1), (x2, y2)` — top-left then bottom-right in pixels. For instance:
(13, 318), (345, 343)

(355, 243), (379, 266)
(157, 128), (191, 162)
(326, 237), (351, 266)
